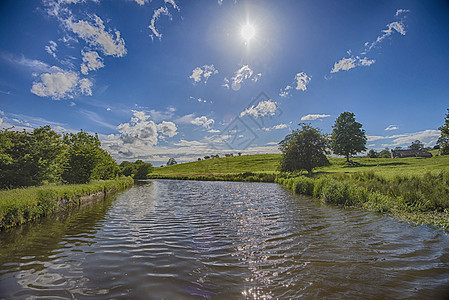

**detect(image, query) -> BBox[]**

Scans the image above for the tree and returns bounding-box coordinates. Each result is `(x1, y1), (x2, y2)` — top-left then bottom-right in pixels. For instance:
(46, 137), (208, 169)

(331, 112), (367, 162)
(409, 140), (424, 151)
(279, 123), (329, 174)
(133, 160), (153, 179)
(119, 161), (136, 177)
(62, 130), (118, 184)
(167, 157), (177, 166)
(367, 149), (378, 158)
(437, 109), (449, 155)
(378, 148), (391, 158)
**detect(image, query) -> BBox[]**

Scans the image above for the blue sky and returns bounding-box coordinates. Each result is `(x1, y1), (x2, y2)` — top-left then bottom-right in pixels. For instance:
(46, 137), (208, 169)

(1, 0), (448, 165)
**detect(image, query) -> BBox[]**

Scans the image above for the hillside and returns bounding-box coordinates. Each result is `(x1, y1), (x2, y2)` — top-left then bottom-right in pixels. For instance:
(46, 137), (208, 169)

(151, 151), (449, 179)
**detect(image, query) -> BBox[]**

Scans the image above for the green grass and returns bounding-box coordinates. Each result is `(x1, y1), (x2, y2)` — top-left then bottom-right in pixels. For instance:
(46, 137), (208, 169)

(151, 154), (281, 176)
(0, 176), (134, 230)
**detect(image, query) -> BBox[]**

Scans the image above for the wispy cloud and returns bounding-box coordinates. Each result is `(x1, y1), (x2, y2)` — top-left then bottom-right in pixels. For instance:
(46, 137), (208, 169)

(367, 129), (440, 148)
(385, 124), (399, 131)
(223, 65), (260, 91)
(81, 51), (104, 75)
(300, 114), (331, 121)
(148, 0), (179, 40)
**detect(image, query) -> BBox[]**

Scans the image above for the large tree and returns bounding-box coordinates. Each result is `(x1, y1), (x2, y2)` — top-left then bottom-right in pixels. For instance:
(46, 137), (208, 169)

(437, 109), (449, 155)
(331, 112), (367, 162)
(279, 123), (329, 174)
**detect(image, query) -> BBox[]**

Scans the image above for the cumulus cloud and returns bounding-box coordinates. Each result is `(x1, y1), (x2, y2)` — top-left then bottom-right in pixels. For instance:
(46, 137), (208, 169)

(31, 68), (93, 100)
(157, 121), (178, 137)
(117, 110), (177, 146)
(81, 50), (104, 75)
(66, 15), (126, 57)
(301, 114), (331, 121)
(189, 65), (218, 84)
(223, 65), (260, 91)
(279, 72), (311, 97)
(240, 100), (277, 118)
(191, 116), (215, 129)
(331, 56), (375, 73)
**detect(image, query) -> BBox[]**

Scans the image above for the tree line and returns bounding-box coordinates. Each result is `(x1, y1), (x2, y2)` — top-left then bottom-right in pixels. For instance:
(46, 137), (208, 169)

(280, 109), (449, 174)
(0, 126), (152, 189)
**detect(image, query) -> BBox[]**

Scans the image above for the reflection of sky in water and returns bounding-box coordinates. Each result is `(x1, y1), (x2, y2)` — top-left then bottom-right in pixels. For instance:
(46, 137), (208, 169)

(1, 180), (449, 299)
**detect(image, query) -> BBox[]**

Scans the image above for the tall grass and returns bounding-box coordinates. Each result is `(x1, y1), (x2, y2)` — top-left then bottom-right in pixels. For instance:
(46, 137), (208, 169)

(0, 176), (133, 230)
(276, 171), (449, 230)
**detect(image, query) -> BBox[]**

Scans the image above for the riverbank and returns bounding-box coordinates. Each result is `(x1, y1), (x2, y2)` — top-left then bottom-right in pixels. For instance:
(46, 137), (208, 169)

(149, 153), (449, 230)
(0, 176), (134, 231)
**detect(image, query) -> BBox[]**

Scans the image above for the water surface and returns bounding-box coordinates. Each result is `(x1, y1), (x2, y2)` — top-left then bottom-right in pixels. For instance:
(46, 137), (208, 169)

(1, 180), (449, 299)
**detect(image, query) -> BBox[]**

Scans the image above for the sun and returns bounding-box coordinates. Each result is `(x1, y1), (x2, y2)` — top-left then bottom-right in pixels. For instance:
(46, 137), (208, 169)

(241, 23), (256, 42)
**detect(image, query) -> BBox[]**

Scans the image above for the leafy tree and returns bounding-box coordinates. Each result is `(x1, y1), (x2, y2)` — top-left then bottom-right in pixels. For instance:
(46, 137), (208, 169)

(119, 161), (136, 177)
(409, 140), (424, 151)
(331, 112), (367, 162)
(279, 123), (329, 174)
(167, 158), (177, 165)
(134, 160), (153, 179)
(378, 148), (391, 158)
(62, 130), (118, 184)
(367, 149), (378, 158)
(0, 126), (67, 188)
(437, 109), (449, 155)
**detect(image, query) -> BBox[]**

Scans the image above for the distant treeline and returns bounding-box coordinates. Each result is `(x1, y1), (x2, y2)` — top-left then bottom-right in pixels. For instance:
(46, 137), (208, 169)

(0, 126), (119, 189)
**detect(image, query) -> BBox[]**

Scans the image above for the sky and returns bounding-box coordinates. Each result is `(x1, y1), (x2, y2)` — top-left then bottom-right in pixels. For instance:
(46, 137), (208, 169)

(1, 0), (449, 165)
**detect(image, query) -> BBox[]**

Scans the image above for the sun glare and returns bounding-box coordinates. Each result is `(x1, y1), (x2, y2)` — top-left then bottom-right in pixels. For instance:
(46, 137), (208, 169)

(241, 23), (256, 42)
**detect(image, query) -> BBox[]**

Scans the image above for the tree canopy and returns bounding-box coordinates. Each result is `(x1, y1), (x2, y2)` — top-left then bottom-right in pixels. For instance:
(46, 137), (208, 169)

(330, 112), (367, 162)
(279, 123), (329, 174)
(119, 160), (153, 179)
(437, 109), (449, 155)
(0, 126), (119, 189)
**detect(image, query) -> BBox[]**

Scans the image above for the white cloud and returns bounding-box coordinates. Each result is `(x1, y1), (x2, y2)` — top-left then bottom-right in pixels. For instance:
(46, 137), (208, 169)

(189, 65), (218, 84)
(1, 53), (52, 73)
(116, 110), (178, 146)
(45, 41), (58, 58)
(331, 56), (375, 73)
(164, 0), (179, 10)
(134, 0), (147, 5)
(31, 68), (92, 100)
(273, 123), (288, 130)
(301, 114), (331, 121)
(240, 100), (277, 118)
(208, 129), (220, 133)
(66, 15), (126, 57)
(157, 121), (178, 137)
(395, 9), (410, 17)
(385, 125), (399, 131)
(294, 72), (311, 91)
(279, 72), (311, 97)
(81, 51), (104, 75)
(367, 130), (440, 148)
(191, 116), (215, 129)
(224, 65), (260, 91)
(149, 7), (170, 40)
(174, 139), (207, 147)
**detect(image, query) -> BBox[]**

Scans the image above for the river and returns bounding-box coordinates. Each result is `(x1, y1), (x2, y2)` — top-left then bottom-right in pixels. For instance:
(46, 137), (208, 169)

(1, 180), (448, 299)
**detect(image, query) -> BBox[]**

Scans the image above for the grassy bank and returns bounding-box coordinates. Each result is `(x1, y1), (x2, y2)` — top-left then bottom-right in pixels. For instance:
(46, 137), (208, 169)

(0, 176), (133, 231)
(149, 153), (449, 230)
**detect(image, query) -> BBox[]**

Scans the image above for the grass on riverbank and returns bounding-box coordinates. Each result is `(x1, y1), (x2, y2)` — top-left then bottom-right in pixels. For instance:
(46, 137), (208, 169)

(0, 176), (133, 231)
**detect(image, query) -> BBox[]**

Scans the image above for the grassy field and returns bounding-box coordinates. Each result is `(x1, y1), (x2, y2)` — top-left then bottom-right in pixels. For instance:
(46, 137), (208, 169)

(151, 154), (280, 176)
(151, 150), (449, 179)
(0, 177), (134, 231)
